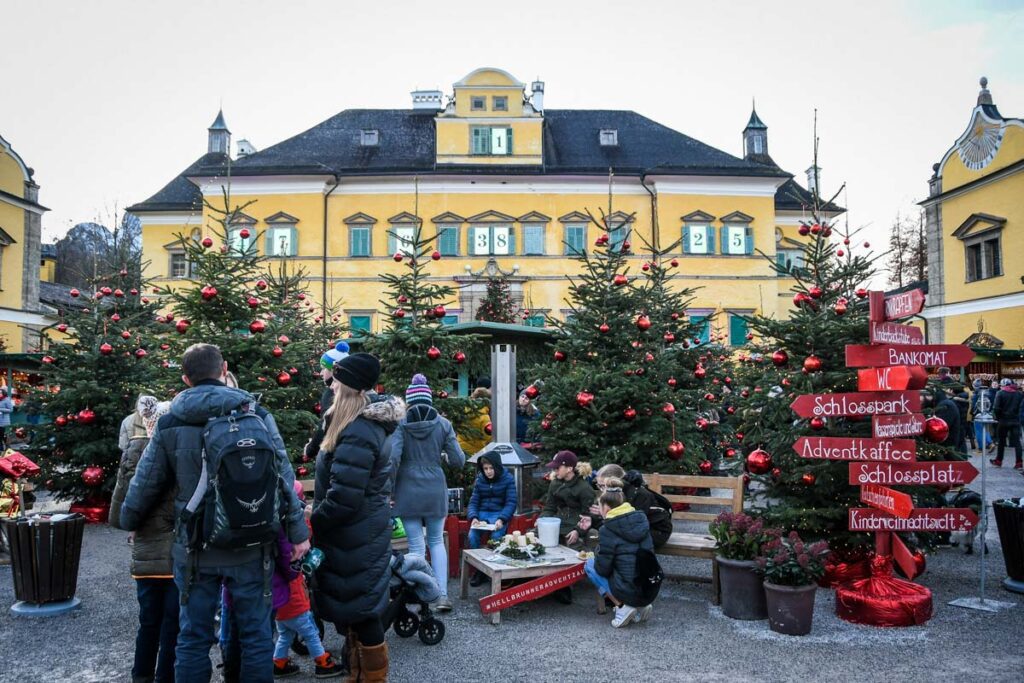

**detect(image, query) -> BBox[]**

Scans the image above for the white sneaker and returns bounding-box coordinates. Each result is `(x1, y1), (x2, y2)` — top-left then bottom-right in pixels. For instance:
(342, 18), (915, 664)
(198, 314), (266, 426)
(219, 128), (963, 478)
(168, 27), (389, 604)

(634, 604), (653, 623)
(611, 604), (637, 628)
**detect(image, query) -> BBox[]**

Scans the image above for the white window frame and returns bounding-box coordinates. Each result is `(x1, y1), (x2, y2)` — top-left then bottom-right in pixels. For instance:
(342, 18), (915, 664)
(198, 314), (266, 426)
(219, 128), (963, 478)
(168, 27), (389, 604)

(349, 225), (372, 257)
(169, 251), (189, 278)
(227, 227), (254, 255)
(392, 225), (417, 255)
(471, 96), (486, 111)
(683, 223), (713, 255)
(267, 225), (297, 257)
(470, 224), (513, 256)
(492, 96), (508, 111)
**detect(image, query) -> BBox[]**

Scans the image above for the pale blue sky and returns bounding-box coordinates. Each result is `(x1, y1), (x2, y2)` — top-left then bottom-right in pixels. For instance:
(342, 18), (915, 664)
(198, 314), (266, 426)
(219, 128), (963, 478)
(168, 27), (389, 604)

(4, 0), (1023, 271)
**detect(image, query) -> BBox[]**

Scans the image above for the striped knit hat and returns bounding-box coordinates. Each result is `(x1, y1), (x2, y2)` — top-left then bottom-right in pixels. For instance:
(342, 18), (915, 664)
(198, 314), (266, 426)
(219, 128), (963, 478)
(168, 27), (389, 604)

(320, 341), (350, 370)
(406, 374), (433, 407)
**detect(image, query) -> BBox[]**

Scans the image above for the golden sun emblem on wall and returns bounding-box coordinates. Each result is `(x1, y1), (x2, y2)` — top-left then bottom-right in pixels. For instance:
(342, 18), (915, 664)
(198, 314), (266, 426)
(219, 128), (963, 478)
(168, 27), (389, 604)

(957, 113), (1004, 171)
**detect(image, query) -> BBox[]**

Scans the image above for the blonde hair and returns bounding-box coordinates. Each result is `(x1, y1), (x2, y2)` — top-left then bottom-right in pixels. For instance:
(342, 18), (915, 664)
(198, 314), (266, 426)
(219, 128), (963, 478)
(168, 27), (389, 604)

(599, 477), (625, 509)
(321, 383), (367, 452)
(575, 461), (593, 479)
(596, 463), (624, 481)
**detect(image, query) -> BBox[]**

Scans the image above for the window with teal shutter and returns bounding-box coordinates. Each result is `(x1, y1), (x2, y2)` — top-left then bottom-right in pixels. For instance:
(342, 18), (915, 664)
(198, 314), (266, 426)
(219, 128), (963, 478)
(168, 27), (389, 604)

(441, 314), (459, 326)
(505, 127), (513, 155)
(744, 226), (754, 254)
(690, 315), (711, 343)
(683, 224), (712, 254)
(524, 224), (545, 255)
(705, 225), (716, 254)
(349, 315), (372, 335)
(729, 315), (749, 346)
(565, 224), (585, 255)
(266, 226), (297, 256)
(471, 128), (490, 155)
(350, 227), (370, 256)
(609, 224), (631, 252)
(437, 226), (458, 256)
(526, 314), (545, 328)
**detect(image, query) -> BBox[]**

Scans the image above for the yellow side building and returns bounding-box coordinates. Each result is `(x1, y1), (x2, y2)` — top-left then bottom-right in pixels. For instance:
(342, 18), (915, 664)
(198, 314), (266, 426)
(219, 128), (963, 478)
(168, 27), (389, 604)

(131, 68), (840, 344)
(0, 132), (48, 352)
(922, 78), (1024, 378)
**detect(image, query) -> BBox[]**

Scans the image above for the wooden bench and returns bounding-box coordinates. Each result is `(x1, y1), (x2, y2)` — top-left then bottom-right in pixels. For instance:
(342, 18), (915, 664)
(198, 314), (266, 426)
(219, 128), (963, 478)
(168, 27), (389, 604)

(644, 473), (744, 605)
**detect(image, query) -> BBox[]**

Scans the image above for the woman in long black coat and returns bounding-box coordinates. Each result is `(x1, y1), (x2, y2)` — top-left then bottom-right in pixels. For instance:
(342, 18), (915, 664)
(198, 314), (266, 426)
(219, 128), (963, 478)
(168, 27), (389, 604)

(312, 353), (405, 682)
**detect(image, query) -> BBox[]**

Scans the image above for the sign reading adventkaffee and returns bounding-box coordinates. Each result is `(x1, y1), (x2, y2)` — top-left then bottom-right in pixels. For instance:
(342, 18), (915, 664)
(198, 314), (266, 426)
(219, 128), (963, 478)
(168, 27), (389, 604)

(794, 436), (917, 462)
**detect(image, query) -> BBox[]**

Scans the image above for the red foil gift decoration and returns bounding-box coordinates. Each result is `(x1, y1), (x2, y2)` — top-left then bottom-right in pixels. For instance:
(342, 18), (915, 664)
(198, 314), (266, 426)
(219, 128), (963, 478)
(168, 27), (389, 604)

(835, 555), (933, 627)
(819, 547), (874, 588)
(69, 499), (111, 524)
(0, 450), (41, 479)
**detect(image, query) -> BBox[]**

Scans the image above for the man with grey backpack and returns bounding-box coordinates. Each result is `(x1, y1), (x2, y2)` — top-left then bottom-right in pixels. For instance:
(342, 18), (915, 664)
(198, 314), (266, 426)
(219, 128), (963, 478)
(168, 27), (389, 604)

(121, 344), (310, 683)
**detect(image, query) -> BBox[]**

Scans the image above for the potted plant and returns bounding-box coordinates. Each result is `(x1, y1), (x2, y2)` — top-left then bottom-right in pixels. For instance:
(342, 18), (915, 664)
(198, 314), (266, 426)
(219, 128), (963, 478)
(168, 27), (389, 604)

(757, 531), (830, 635)
(709, 512), (780, 620)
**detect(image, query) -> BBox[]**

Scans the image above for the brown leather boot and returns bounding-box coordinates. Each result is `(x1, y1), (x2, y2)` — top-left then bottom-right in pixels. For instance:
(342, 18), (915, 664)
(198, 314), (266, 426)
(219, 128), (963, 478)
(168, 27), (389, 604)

(359, 642), (389, 682)
(344, 630), (361, 683)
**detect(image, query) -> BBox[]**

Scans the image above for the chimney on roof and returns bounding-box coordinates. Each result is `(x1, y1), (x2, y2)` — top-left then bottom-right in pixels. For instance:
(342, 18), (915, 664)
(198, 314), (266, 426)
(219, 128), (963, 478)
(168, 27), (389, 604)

(208, 109), (231, 155)
(411, 90), (444, 113)
(237, 139), (256, 158)
(806, 165), (821, 196)
(531, 80), (545, 113)
(977, 76), (993, 106)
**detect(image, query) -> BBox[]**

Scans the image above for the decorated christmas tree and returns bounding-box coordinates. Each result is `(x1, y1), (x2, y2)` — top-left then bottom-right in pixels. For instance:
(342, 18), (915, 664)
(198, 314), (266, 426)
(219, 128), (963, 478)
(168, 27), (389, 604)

(528, 209), (708, 472)
(29, 264), (166, 502)
(475, 275), (521, 324)
(155, 191), (337, 475)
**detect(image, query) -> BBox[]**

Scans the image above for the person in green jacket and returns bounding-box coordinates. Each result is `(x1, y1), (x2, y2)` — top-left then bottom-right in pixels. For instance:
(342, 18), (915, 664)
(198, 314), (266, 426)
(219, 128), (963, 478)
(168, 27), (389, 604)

(541, 450), (595, 549)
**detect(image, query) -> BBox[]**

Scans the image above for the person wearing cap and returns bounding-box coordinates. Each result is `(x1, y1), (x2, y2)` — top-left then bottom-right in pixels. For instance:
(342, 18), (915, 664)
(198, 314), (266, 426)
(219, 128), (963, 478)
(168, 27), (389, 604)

(311, 352), (405, 682)
(991, 378), (1022, 468)
(303, 342), (350, 461)
(541, 450), (596, 550)
(390, 374), (466, 611)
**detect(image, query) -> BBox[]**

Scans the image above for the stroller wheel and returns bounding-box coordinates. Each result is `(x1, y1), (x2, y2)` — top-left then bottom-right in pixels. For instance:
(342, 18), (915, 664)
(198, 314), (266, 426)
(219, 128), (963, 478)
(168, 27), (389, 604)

(394, 611), (420, 638)
(418, 618), (445, 645)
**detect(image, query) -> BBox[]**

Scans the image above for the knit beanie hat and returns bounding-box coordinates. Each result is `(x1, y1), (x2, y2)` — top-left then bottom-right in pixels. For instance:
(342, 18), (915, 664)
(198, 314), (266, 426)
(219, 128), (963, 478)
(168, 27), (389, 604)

(332, 352), (381, 391)
(321, 341), (351, 370)
(143, 401), (171, 438)
(405, 374), (433, 408)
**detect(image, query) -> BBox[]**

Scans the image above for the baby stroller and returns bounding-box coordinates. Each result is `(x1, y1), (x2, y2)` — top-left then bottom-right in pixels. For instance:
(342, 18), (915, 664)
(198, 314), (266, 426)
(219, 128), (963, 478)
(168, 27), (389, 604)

(383, 552), (446, 645)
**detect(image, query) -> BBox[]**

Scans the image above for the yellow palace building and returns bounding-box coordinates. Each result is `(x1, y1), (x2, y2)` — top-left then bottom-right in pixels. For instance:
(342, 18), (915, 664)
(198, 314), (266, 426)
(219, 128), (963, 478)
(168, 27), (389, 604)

(131, 68), (839, 343)
(922, 78), (1024, 377)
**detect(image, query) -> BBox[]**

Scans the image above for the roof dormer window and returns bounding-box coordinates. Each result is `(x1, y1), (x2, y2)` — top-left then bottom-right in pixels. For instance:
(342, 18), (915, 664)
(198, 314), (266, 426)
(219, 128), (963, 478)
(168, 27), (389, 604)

(493, 96), (508, 112)
(599, 129), (618, 147)
(471, 96), (486, 111)
(360, 129), (379, 146)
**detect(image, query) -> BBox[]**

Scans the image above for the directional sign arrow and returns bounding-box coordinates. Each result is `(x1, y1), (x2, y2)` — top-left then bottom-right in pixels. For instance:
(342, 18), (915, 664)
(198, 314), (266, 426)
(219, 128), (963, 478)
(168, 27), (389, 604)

(873, 413), (927, 438)
(848, 507), (978, 532)
(861, 484), (914, 519)
(849, 461), (979, 486)
(857, 365), (929, 392)
(790, 391), (922, 418)
(870, 321), (925, 346)
(845, 344), (975, 368)
(892, 534), (923, 580)
(794, 437), (916, 462)
(884, 289), (926, 320)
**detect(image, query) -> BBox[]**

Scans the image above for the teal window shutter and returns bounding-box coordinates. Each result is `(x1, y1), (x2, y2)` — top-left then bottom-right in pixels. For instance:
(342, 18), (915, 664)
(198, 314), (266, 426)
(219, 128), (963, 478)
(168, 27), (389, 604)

(682, 225), (690, 253)
(719, 227), (727, 254)
(350, 315), (372, 335)
(438, 226), (458, 255)
(705, 225), (716, 254)
(690, 315), (710, 343)
(442, 314), (459, 326)
(351, 227), (370, 256)
(744, 226), (754, 254)
(506, 127), (513, 154)
(729, 315), (748, 346)
(387, 230), (396, 255)
(289, 227), (298, 256)
(472, 128), (490, 154)
(524, 225), (544, 255)
(776, 250), (789, 273)
(264, 229), (272, 255)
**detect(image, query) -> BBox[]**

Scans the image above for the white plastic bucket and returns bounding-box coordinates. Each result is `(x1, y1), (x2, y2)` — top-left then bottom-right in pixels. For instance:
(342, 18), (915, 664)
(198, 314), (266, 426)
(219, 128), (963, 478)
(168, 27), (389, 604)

(536, 517), (561, 547)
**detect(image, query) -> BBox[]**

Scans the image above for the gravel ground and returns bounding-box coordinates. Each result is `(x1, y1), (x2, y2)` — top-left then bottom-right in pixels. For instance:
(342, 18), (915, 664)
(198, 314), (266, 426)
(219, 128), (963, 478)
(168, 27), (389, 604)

(2, 451), (1023, 683)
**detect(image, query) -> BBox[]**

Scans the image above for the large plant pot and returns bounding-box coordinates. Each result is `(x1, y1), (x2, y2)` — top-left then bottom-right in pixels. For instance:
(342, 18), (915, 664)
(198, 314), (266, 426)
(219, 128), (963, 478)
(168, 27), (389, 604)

(764, 581), (817, 635)
(993, 499), (1024, 593)
(717, 556), (767, 620)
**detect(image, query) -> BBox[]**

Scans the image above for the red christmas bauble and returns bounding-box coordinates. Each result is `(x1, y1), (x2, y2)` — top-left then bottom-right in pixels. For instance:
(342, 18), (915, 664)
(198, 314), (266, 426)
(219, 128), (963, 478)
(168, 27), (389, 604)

(599, 323), (610, 334)
(667, 377), (677, 388)
(863, 241), (870, 248)
(431, 250), (441, 261)
(256, 280), (268, 290)
(666, 441), (685, 460)
(725, 448), (737, 458)
(77, 408), (97, 425)
(771, 467), (781, 479)
(855, 288), (868, 299)
(99, 343), (113, 355)
(288, 367), (299, 375)
(82, 466), (104, 487)
(57, 323), (68, 333)
(636, 315), (651, 331)
(69, 288), (80, 298)
(394, 309), (405, 318)
(393, 252), (404, 262)
(644, 352), (655, 363)
(923, 416), (949, 443)
(120, 330), (131, 340)
(745, 448), (772, 475)
(613, 274), (628, 286)
(540, 420), (552, 431)
(114, 288), (124, 298)
(703, 392), (715, 402)
(772, 349), (789, 366)
(110, 313), (121, 323)
(426, 346), (442, 361)
(101, 286), (112, 296)
(296, 466), (308, 477)
(695, 417), (709, 431)
(641, 263), (650, 272)
(694, 366), (706, 379)
(484, 422), (493, 435)
(160, 344), (170, 350)
(278, 335), (291, 346)
(201, 237), (213, 248)
(836, 249), (845, 257)
(810, 224), (822, 235)
(249, 320), (266, 334)
(434, 305), (446, 318)
(798, 225), (811, 236)
(621, 240), (631, 252)
(698, 460), (713, 475)
(663, 332), (675, 344)
(55, 415), (67, 427)
(201, 286), (218, 301)
(575, 391), (594, 407)
(276, 371), (292, 386)
(670, 312), (680, 321)
(313, 403), (321, 415)
(453, 351), (467, 364)
(803, 355), (822, 372)
(913, 551), (927, 576)
(247, 296), (260, 309)
(670, 259), (679, 268)
(801, 472), (816, 486)
(740, 389), (750, 398)
(793, 292), (809, 308)
(809, 286), (824, 299)
(553, 350), (566, 362)
(834, 301), (848, 315)
(42, 355), (55, 364)
(623, 407), (637, 421)
(238, 227), (251, 239)
(810, 416), (826, 430)
(662, 402), (676, 416)
(135, 348), (147, 359)
(14, 427), (27, 439)
(176, 320), (190, 334)
(525, 384), (539, 399)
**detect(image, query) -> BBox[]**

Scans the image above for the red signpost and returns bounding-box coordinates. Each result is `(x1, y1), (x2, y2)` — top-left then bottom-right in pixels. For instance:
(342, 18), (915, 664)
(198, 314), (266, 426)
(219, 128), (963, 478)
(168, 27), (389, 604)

(860, 484), (914, 519)
(790, 391), (922, 419)
(794, 436), (917, 462)
(849, 461), (979, 486)
(892, 534), (923, 580)
(856, 365), (928, 392)
(870, 321), (925, 346)
(845, 344), (976, 368)
(848, 507), (979, 532)
(872, 413), (926, 438)
(883, 289), (926, 320)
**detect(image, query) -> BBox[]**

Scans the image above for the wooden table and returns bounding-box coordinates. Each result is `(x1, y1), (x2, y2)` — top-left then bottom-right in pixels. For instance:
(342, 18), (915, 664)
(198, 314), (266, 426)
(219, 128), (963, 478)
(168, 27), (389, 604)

(459, 544), (599, 625)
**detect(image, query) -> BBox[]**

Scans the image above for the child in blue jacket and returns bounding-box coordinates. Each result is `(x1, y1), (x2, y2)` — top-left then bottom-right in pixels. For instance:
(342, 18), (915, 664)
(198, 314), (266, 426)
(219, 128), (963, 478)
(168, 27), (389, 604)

(467, 455), (517, 584)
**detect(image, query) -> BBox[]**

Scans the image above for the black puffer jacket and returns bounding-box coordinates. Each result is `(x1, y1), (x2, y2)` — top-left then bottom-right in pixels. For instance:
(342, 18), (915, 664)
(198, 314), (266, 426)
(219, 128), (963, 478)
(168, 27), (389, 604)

(591, 472), (673, 548)
(109, 436), (175, 577)
(594, 504), (655, 607)
(312, 394), (405, 625)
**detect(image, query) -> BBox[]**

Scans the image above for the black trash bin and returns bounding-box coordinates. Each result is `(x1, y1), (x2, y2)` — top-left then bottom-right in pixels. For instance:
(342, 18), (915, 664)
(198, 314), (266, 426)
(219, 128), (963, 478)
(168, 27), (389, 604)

(1, 513), (86, 612)
(992, 498), (1024, 594)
